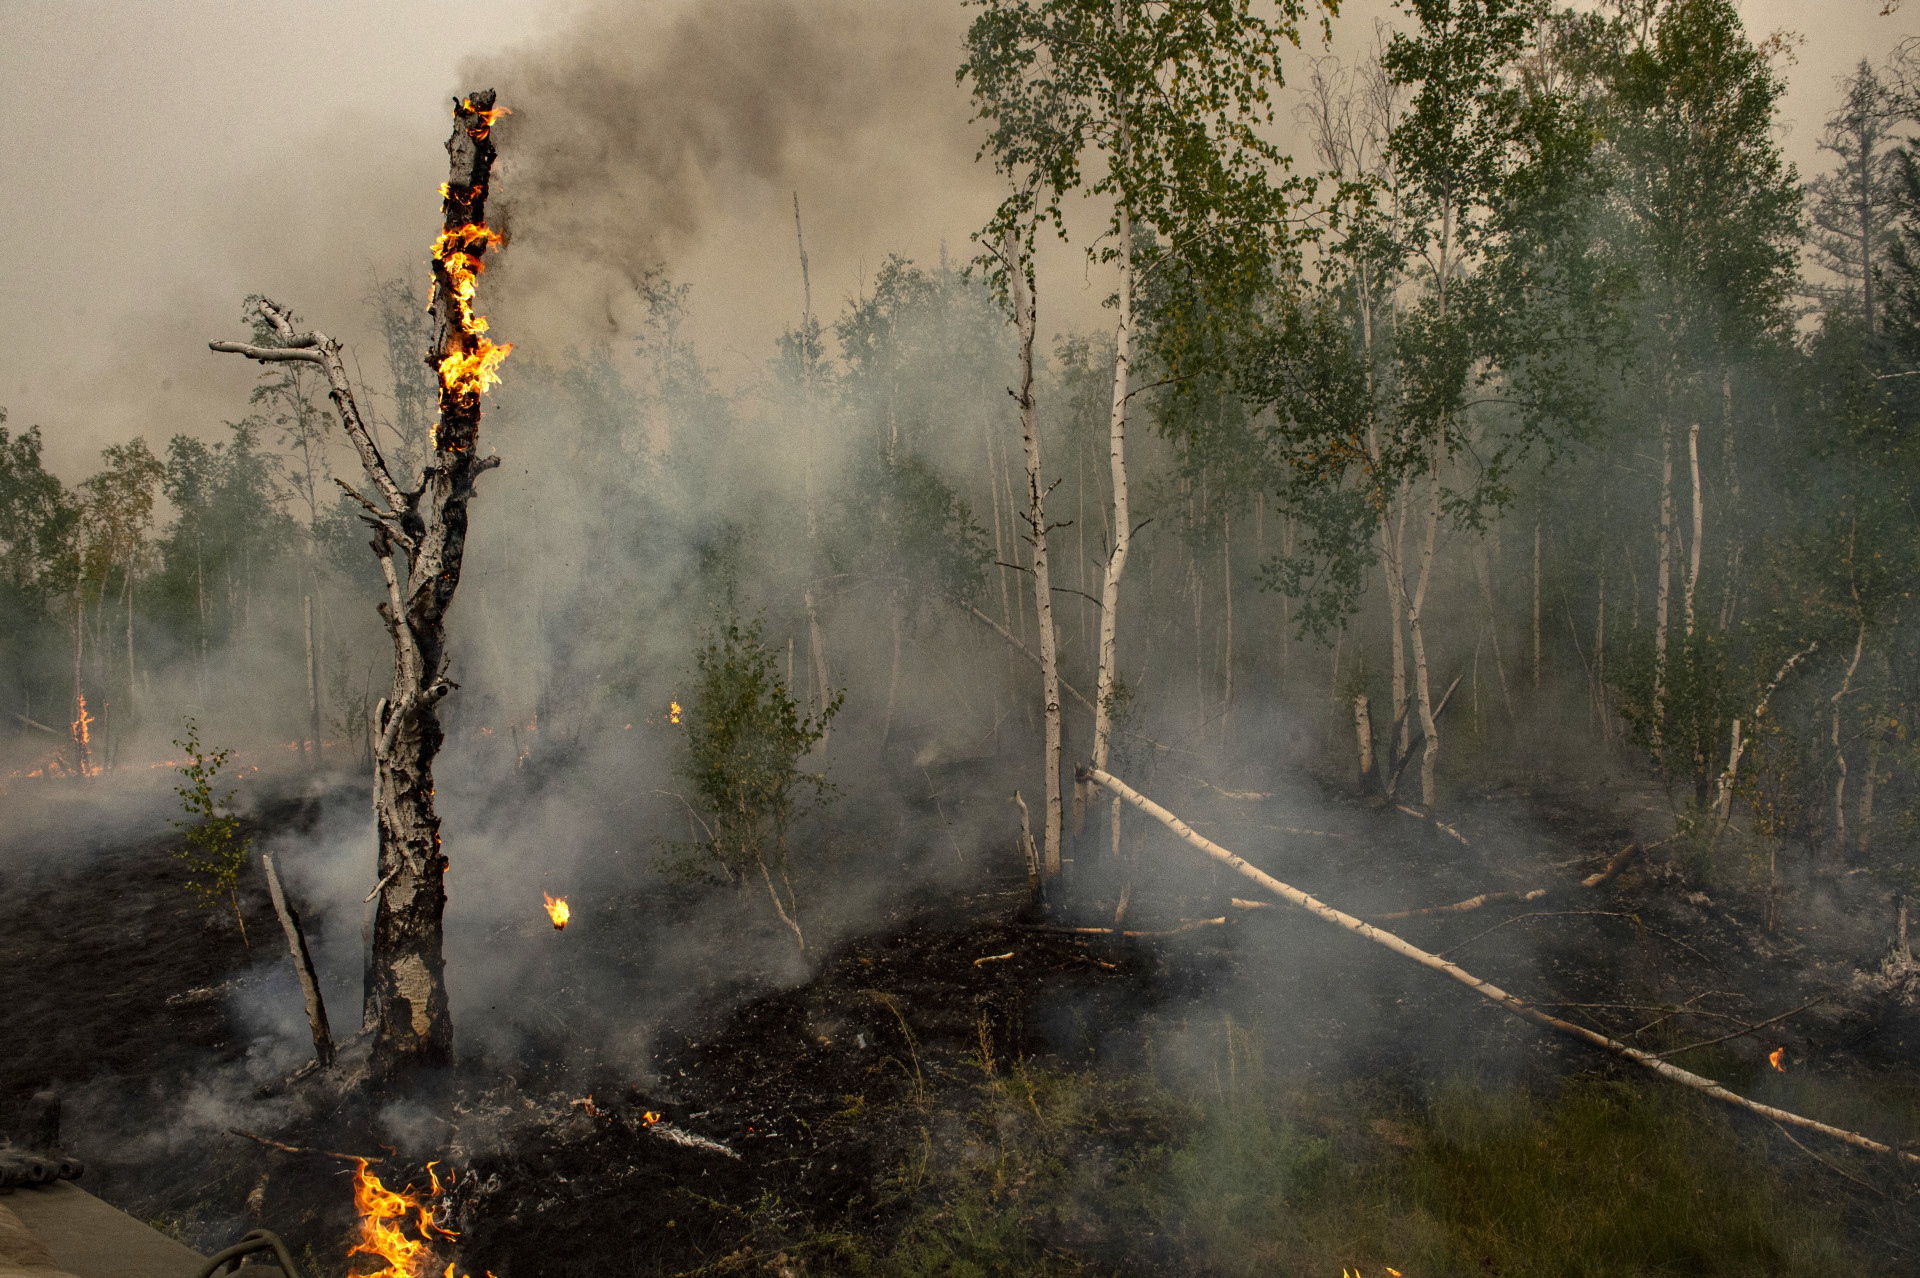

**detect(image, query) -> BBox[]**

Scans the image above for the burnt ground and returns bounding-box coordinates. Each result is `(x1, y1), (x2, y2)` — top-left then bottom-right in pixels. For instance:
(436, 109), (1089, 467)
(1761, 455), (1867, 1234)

(6, 759), (1920, 1274)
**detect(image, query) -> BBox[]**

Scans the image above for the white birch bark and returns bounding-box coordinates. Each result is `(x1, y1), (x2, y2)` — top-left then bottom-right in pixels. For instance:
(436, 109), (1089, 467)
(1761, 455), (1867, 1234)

(1409, 440), (1443, 808)
(1008, 229), (1063, 875)
(1091, 92), (1134, 859)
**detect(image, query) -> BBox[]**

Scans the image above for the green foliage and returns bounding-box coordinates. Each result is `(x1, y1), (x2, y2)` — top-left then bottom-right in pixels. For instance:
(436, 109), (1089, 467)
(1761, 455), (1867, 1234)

(170, 717), (252, 945)
(680, 615), (840, 947)
(0, 414), (79, 689)
(867, 1054), (1872, 1276)
(828, 451), (992, 622)
(958, 0), (1320, 363)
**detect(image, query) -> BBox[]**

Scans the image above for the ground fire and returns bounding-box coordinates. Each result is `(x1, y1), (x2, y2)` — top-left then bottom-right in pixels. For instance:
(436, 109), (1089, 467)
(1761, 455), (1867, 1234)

(543, 893), (569, 930)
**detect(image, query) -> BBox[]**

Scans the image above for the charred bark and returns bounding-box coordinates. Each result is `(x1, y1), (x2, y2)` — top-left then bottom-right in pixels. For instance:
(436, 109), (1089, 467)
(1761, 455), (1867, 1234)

(211, 91), (508, 1074)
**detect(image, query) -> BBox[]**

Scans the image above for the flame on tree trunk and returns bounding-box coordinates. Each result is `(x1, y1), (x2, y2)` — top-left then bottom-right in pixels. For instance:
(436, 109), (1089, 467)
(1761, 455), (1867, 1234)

(211, 90), (509, 1074)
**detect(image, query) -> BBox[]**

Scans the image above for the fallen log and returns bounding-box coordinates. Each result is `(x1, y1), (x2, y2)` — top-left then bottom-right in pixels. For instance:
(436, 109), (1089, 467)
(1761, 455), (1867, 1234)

(1581, 843), (1642, 889)
(1022, 916), (1227, 939)
(1082, 763), (1920, 1168)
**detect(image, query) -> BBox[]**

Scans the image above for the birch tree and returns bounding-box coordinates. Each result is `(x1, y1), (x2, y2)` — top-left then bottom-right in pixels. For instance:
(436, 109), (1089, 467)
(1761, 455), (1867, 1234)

(1602, 0), (1799, 749)
(961, 0), (1322, 854)
(212, 91), (510, 1073)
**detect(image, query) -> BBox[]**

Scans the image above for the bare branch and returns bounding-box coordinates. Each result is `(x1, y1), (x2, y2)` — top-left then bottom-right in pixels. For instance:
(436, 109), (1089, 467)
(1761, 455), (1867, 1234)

(207, 341), (323, 365)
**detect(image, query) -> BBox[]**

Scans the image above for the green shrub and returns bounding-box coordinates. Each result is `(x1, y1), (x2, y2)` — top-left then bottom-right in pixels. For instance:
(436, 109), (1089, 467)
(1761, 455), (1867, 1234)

(680, 615), (839, 950)
(171, 716), (252, 946)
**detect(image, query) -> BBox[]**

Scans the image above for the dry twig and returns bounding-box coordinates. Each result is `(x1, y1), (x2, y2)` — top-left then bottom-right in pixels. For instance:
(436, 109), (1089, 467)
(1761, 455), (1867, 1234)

(227, 1128), (380, 1166)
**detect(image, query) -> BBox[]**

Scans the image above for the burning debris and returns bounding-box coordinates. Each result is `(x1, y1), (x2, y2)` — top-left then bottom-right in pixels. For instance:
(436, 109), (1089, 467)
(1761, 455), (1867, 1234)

(542, 892), (570, 930)
(350, 1160), (492, 1278)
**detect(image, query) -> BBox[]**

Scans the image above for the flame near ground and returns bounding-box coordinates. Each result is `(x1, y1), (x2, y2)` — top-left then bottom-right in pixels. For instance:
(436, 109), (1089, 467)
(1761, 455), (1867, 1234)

(351, 1160), (494, 1278)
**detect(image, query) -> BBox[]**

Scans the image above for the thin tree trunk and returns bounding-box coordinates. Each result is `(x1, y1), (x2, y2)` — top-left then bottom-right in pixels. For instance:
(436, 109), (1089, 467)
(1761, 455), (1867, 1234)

(1381, 503), (1410, 770)
(1532, 506), (1542, 692)
(1654, 416), (1674, 740)
(1221, 508), (1233, 738)
(1472, 538), (1513, 718)
(1092, 150), (1134, 777)
(1404, 438), (1444, 808)
(985, 414), (1017, 685)
(793, 195), (833, 748)
(211, 92), (506, 1073)
(304, 594), (322, 769)
(882, 599), (902, 749)
(1684, 418), (1702, 638)
(1719, 372), (1740, 632)
(123, 567), (135, 725)
(1008, 227), (1062, 876)
(196, 541), (208, 704)
(1594, 567), (1608, 739)
(1860, 720), (1882, 855)
(1354, 694), (1377, 794)
(1832, 619), (1865, 857)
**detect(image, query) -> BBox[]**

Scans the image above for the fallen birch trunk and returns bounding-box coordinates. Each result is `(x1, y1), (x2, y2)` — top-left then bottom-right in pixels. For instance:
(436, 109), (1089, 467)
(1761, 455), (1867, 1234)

(1083, 764), (1920, 1168)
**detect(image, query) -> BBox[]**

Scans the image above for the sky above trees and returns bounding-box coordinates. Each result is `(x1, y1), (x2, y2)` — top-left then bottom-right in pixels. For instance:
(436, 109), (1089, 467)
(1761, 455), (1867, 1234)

(1, 0), (1913, 485)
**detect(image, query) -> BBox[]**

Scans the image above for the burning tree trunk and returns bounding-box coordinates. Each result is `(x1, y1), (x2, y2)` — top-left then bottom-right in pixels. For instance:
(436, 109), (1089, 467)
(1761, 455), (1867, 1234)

(212, 91), (510, 1073)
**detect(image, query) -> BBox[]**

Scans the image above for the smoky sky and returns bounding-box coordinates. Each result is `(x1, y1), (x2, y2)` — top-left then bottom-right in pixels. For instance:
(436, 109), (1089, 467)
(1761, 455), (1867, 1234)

(1, 0), (1914, 484)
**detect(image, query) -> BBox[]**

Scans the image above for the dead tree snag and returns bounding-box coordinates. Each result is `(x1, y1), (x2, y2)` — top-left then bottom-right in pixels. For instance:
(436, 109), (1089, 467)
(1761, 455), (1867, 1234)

(212, 91), (510, 1073)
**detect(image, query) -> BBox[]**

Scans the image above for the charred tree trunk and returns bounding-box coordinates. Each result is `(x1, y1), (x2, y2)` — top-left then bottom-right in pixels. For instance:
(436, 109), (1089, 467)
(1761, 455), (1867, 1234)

(212, 91), (508, 1074)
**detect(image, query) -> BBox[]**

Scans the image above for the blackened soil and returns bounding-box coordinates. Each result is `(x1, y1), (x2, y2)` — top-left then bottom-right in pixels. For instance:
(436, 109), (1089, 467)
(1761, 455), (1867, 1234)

(0, 785), (323, 1121)
(8, 765), (1920, 1274)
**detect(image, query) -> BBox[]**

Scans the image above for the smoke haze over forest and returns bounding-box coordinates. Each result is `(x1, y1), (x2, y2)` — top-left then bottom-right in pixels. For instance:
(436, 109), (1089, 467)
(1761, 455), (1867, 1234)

(14, 0), (1920, 1272)
(3, 0), (1912, 483)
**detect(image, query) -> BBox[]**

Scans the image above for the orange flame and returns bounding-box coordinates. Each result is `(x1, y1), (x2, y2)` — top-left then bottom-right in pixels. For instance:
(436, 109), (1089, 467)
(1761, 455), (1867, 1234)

(641, 1110), (662, 1126)
(69, 695), (101, 777)
(429, 123), (512, 428)
(669, 700), (683, 725)
(351, 1161), (453, 1278)
(543, 892), (569, 930)
(458, 98), (511, 138)
(1769, 1047), (1786, 1072)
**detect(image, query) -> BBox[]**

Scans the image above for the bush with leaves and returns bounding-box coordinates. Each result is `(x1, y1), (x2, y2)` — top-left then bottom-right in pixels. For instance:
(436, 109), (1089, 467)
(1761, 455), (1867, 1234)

(171, 717), (252, 945)
(679, 616), (839, 951)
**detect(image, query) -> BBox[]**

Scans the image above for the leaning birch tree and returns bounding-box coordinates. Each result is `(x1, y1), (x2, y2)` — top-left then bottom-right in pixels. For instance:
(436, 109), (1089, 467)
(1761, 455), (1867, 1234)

(961, 0), (1323, 856)
(212, 91), (510, 1073)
